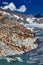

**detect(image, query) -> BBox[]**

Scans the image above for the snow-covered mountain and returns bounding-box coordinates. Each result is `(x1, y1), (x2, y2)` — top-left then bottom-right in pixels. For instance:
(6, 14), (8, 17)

(0, 7), (43, 30)
(1, 2), (26, 12)
(0, 5), (43, 56)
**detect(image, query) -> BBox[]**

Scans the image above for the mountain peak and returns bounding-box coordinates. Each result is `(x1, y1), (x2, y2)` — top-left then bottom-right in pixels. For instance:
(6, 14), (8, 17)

(34, 14), (43, 18)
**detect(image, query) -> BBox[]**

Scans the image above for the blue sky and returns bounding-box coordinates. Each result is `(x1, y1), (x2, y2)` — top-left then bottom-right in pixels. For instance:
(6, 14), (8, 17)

(0, 0), (43, 14)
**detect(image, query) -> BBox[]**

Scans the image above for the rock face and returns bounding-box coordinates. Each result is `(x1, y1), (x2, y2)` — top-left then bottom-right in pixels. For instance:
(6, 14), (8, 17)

(0, 10), (38, 56)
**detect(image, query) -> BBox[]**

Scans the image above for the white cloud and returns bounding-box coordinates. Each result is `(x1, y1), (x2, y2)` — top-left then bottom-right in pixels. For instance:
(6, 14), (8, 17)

(2, 2), (8, 4)
(1, 2), (26, 12)
(17, 5), (26, 12)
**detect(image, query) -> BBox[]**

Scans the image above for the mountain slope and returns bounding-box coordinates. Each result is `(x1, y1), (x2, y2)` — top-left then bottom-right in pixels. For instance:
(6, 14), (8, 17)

(0, 9), (38, 56)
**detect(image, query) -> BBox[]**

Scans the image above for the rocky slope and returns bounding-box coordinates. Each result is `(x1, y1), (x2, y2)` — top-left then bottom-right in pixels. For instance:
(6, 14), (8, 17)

(0, 10), (38, 56)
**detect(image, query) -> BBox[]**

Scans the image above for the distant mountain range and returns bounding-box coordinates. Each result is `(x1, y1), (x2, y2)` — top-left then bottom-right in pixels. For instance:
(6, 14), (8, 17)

(0, 0), (43, 14)
(0, 8), (43, 29)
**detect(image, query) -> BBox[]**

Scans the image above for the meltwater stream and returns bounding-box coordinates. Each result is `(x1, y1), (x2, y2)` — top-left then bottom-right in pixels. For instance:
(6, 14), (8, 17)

(0, 27), (43, 65)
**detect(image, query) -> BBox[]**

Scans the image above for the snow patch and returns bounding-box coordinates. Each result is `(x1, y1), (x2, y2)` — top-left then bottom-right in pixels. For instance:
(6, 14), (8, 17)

(14, 14), (23, 20)
(26, 17), (35, 24)
(14, 15), (20, 19)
